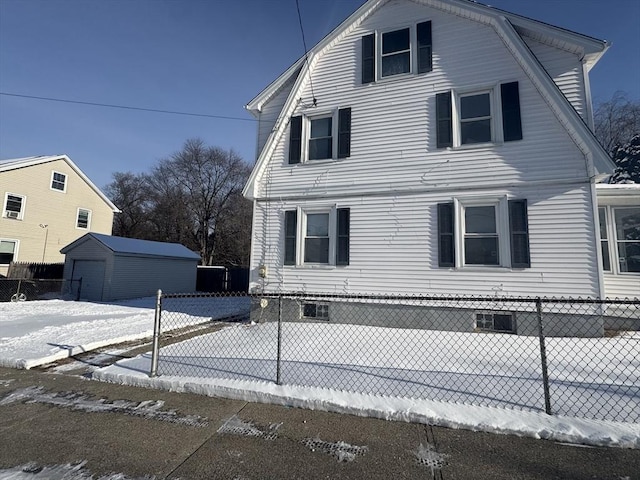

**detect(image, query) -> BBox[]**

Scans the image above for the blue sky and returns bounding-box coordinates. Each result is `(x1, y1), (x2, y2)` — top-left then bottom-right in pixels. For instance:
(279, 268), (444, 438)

(1, 0), (639, 190)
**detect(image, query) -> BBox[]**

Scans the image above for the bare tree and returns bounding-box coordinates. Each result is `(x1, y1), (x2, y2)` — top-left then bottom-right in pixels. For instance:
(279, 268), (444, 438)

(149, 139), (252, 265)
(594, 91), (640, 154)
(104, 172), (153, 238)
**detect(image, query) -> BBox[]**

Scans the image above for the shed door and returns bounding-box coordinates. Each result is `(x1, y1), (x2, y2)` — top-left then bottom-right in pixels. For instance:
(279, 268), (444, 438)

(72, 260), (106, 301)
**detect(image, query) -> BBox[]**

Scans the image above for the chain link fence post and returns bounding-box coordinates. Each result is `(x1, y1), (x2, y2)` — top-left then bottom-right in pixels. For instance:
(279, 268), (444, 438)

(150, 289), (163, 378)
(536, 297), (552, 415)
(276, 294), (283, 385)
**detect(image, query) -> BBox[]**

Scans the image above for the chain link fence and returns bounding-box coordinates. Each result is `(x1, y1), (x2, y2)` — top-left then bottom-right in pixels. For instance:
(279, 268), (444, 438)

(149, 291), (639, 423)
(0, 279), (82, 302)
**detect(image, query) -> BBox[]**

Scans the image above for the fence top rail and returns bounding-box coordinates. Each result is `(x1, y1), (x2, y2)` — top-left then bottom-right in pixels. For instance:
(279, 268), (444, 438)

(159, 291), (639, 305)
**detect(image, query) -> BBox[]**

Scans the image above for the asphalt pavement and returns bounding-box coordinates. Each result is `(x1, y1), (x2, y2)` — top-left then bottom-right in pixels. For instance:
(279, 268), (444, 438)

(0, 366), (638, 480)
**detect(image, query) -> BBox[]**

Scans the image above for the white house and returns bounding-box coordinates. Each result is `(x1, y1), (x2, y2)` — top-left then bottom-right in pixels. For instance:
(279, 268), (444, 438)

(242, 0), (638, 332)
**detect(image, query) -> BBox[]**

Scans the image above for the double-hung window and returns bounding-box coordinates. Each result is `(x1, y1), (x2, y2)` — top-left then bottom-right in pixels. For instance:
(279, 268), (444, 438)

(76, 208), (91, 229)
(289, 108), (352, 164)
(381, 28), (411, 77)
(3, 193), (25, 220)
(463, 204), (500, 265)
(438, 197), (530, 269)
(362, 21), (432, 83)
(0, 239), (18, 264)
(284, 207), (350, 266)
(51, 171), (67, 192)
(598, 206), (640, 274)
(614, 207), (640, 273)
(436, 82), (523, 148)
(459, 91), (493, 145)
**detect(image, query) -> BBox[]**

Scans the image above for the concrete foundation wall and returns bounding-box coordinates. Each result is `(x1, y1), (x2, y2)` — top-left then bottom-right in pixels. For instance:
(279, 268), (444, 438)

(250, 297), (606, 338)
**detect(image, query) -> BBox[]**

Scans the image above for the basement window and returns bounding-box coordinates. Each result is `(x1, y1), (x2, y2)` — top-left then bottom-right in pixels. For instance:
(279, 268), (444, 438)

(302, 302), (329, 320)
(475, 311), (515, 333)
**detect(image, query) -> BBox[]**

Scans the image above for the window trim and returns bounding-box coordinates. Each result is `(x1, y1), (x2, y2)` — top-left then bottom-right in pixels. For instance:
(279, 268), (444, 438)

(306, 112), (336, 161)
(452, 86), (499, 147)
(598, 207), (611, 272)
(50, 171), (67, 192)
(300, 207), (335, 266)
(599, 205), (640, 276)
(0, 238), (19, 265)
(379, 26), (412, 79)
(455, 196), (509, 268)
(3, 193), (26, 220)
(76, 208), (92, 230)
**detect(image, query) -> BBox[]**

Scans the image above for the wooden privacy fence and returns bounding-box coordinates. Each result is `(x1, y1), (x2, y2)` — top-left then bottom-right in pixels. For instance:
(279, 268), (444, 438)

(7, 262), (64, 279)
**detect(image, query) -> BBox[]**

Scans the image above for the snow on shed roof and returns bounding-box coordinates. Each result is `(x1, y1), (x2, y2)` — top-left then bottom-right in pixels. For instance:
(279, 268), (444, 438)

(61, 233), (200, 260)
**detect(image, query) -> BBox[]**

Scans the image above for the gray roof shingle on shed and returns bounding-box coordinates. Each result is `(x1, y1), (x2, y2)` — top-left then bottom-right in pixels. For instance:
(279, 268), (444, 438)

(61, 233), (200, 260)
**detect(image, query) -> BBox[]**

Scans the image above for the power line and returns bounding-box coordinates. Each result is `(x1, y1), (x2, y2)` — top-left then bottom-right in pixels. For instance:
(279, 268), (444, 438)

(0, 92), (257, 122)
(295, 0), (317, 106)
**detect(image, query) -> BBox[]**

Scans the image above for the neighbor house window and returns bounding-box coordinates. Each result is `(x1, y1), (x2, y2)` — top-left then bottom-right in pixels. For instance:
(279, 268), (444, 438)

(362, 21), (432, 83)
(614, 207), (640, 273)
(302, 302), (329, 320)
(3, 193), (25, 220)
(598, 207), (611, 272)
(0, 239), (18, 264)
(436, 82), (522, 148)
(51, 171), (67, 192)
(288, 108), (351, 164)
(476, 311), (515, 333)
(76, 208), (91, 229)
(283, 207), (350, 266)
(438, 198), (530, 268)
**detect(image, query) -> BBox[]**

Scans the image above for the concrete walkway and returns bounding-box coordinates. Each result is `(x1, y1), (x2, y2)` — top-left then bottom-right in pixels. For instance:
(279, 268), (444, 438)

(0, 366), (638, 480)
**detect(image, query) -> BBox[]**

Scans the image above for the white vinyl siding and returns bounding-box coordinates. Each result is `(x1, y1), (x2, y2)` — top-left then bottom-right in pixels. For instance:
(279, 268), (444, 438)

(522, 38), (587, 121)
(250, 1), (601, 299)
(251, 184), (599, 297)
(259, 3), (589, 200)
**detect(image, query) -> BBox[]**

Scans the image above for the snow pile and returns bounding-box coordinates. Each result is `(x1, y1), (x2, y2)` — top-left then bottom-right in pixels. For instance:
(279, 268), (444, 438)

(0, 461), (155, 480)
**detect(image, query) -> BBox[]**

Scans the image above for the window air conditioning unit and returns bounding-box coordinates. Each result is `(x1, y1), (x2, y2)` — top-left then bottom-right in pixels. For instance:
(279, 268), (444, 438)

(5, 211), (19, 219)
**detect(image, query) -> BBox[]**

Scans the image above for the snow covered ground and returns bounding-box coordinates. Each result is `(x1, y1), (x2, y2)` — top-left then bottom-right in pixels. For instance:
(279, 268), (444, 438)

(1, 297), (639, 449)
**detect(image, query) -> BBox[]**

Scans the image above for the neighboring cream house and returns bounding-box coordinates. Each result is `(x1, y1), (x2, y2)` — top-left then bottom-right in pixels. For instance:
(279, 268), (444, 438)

(0, 155), (119, 276)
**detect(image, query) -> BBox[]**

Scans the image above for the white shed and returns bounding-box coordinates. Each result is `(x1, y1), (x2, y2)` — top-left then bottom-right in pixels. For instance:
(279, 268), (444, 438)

(61, 233), (200, 301)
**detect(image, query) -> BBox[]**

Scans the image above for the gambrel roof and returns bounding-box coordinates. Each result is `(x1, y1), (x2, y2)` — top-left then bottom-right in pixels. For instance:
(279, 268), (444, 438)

(243, 0), (615, 199)
(0, 154), (120, 212)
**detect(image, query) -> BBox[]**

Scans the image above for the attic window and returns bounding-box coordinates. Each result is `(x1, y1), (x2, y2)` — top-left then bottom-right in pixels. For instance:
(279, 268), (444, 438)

(51, 171), (67, 192)
(381, 28), (411, 77)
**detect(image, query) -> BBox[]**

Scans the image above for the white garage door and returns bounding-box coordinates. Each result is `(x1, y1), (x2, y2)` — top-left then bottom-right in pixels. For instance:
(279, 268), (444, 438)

(72, 260), (106, 301)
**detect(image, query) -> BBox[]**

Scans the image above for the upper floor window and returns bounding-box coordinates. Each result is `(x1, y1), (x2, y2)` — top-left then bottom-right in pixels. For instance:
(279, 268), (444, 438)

(51, 171), (67, 192)
(362, 21), (432, 83)
(436, 82), (523, 148)
(288, 108), (351, 164)
(76, 208), (91, 229)
(3, 193), (25, 220)
(0, 239), (18, 264)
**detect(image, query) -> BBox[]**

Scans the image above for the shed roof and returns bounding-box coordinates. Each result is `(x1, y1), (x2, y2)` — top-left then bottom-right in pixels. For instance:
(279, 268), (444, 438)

(61, 233), (201, 260)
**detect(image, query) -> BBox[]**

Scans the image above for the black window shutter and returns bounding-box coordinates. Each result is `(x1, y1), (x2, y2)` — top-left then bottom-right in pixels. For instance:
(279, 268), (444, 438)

(417, 21), (432, 74)
(338, 108), (352, 158)
(501, 82), (523, 142)
(336, 208), (350, 265)
(284, 210), (297, 265)
(508, 199), (530, 268)
(436, 92), (453, 148)
(362, 34), (375, 84)
(437, 202), (455, 267)
(288, 116), (302, 164)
